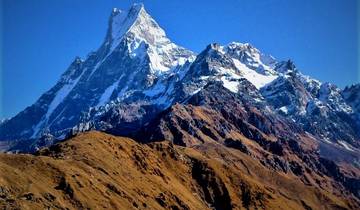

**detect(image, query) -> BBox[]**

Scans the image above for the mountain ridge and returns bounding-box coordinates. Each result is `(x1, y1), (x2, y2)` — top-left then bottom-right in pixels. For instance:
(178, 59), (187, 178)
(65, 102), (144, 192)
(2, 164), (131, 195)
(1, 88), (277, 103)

(0, 3), (359, 158)
(0, 3), (359, 208)
(1, 131), (358, 209)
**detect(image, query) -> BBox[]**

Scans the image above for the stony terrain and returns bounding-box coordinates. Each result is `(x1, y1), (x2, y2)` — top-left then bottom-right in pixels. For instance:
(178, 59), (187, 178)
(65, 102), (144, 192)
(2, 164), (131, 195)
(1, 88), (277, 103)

(0, 131), (358, 209)
(1, 4), (359, 158)
(0, 3), (359, 209)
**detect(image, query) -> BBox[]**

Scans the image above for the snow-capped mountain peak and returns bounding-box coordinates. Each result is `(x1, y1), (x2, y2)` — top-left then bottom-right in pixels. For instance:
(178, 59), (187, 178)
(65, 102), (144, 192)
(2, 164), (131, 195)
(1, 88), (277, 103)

(0, 4), (196, 142)
(225, 42), (277, 73)
(108, 3), (161, 49)
(104, 3), (194, 74)
(0, 4), (359, 159)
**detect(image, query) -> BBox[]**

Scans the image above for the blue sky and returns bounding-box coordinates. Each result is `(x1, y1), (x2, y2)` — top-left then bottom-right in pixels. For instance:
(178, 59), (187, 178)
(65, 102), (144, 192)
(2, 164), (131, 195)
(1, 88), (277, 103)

(0, 0), (358, 118)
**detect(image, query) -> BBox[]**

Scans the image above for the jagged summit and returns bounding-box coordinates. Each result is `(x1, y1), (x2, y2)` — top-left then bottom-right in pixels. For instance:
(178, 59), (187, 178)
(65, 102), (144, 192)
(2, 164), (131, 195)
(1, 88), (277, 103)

(1, 4), (360, 207)
(0, 3), (359, 163)
(108, 3), (158, 43)
(102, 3), (194, 74)
(0, 4), (194, 143)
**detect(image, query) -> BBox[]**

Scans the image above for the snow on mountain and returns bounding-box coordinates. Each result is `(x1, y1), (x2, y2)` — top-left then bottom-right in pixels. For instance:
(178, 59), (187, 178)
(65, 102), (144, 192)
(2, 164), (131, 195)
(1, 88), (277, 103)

(96, 75), (124, 107)
(0, 118), (8, 126)
(107, 3), (193, 74)
(342, 84), (360, 114)
(231, 58), (278, 89)
(260, 64), (359, 149)
(178, 42), (279, 97)
(225, 42), (277, 74)
(318, 82), (352, 114)
(0, 4), (194, 143)
(0, 3), (359, 154)
(342, 84), (360, 133)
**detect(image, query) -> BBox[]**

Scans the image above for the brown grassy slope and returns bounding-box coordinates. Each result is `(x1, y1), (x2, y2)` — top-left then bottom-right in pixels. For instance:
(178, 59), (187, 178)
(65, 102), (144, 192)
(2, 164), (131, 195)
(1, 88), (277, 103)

(0, 131), (358, 209)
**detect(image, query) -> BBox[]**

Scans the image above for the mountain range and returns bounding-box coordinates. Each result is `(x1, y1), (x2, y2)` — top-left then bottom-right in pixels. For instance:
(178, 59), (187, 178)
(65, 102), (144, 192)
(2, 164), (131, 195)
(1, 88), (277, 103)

(0, 3), (359, 209)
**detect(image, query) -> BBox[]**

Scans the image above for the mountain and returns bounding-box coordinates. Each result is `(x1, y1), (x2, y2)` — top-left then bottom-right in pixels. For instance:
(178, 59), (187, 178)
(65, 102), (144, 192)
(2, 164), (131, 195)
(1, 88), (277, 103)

(0, 3), (359, 207)
(1, 3), (358, 154)
(0, 3), (194, 147)
(342, 84), (360, 124)
(1, 131), (359, 209)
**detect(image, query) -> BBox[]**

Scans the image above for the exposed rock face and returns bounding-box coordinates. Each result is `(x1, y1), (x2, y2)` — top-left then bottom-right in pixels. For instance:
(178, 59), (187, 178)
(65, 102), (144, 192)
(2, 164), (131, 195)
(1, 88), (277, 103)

(342, 84), (360, 131)
(0, 3), (194, 144)
(0, 132), (358, 209)
(0, 3), (359, 207)
(261, 71), (359, 149)
(135, 82), (360, 198)
(1, 4), (359, 157)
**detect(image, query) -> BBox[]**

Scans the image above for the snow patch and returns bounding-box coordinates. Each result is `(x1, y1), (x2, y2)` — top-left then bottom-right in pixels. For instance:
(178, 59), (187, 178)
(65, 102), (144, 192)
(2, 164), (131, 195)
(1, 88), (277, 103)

(279, 106), (289, 114)
(338, 140), (355, 152)
(97, 78), (122, 107)
(232, 59), (278, 89)
(191, 88), (202, 95)
(143, 82), (166, 97)
(221, 76), (239, 93)
(30, 119), (45, 139)
(46, 75), (83, 119)
(30, 69), (85, 138)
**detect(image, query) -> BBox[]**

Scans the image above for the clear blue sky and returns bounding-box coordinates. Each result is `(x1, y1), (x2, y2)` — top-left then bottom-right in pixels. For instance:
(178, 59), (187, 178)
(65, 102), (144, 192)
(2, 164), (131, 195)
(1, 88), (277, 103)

(0, 0), (359, 118)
